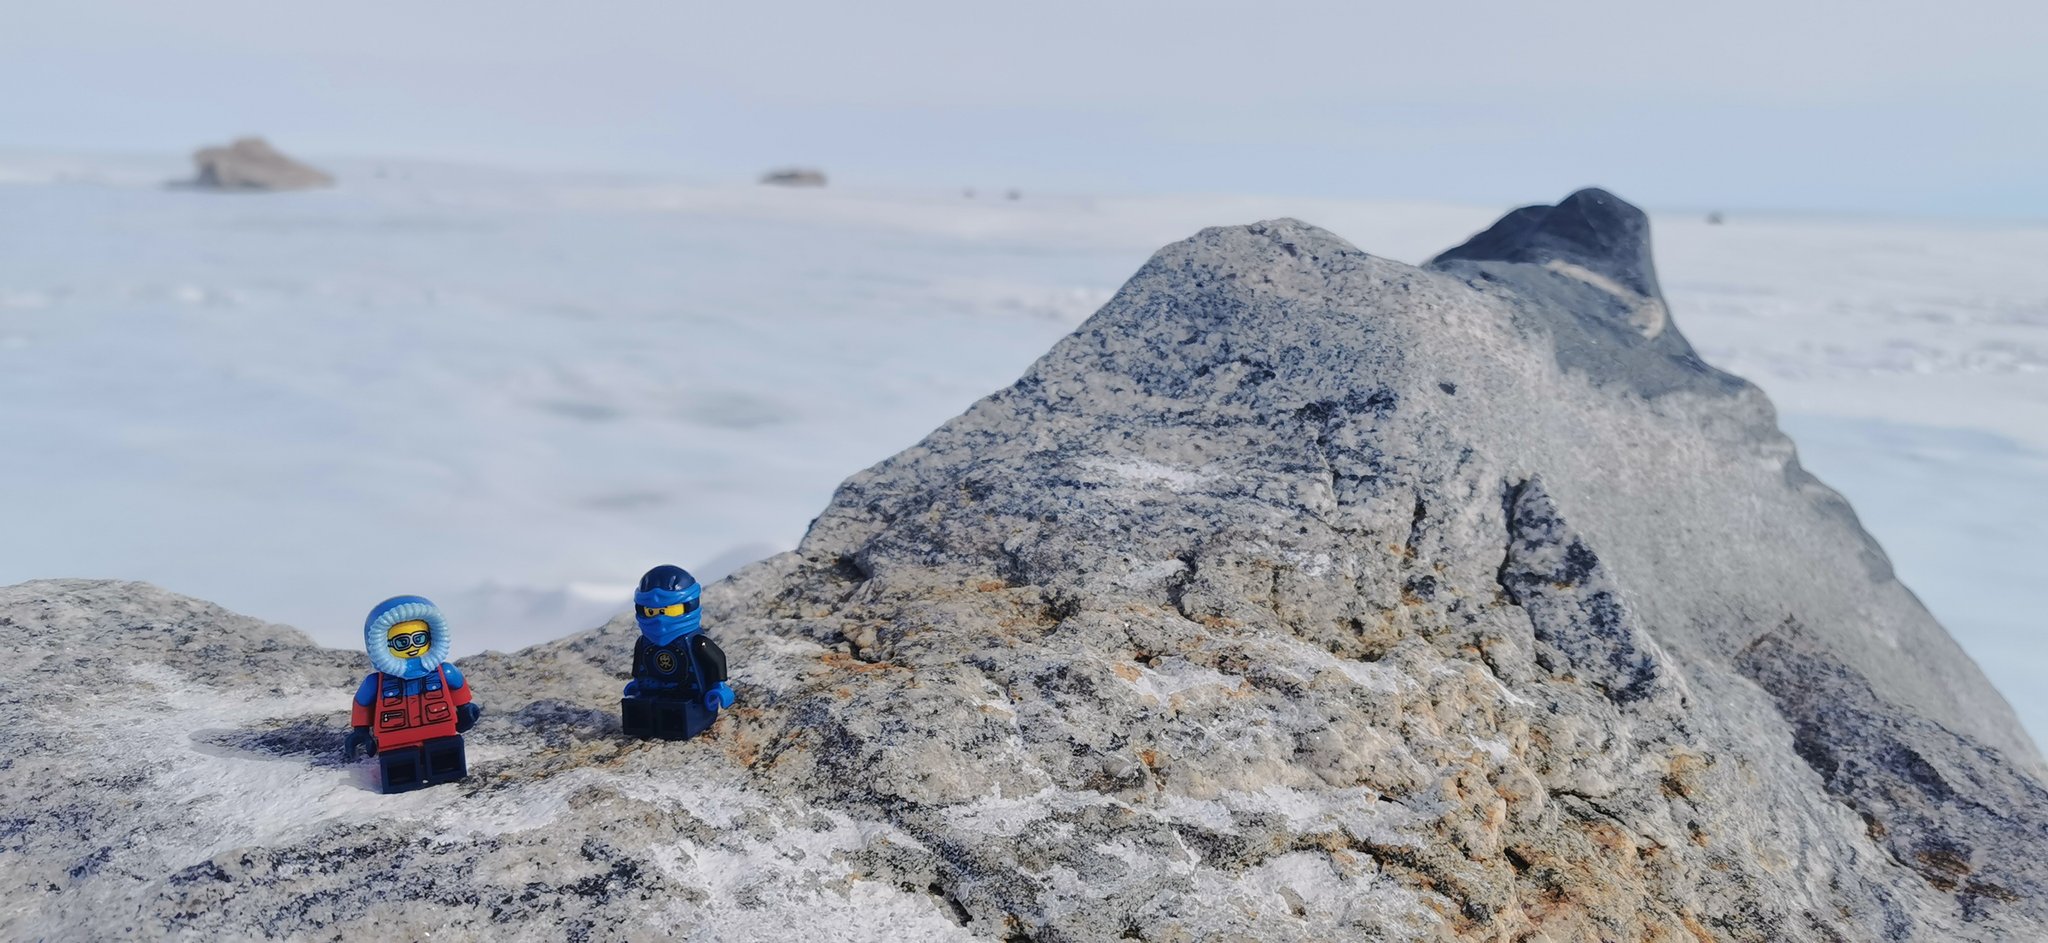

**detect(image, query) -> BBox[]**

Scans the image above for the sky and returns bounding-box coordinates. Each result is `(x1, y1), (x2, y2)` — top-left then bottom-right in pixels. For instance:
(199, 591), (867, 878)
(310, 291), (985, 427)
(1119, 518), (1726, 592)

(4, 1), (2046, 216)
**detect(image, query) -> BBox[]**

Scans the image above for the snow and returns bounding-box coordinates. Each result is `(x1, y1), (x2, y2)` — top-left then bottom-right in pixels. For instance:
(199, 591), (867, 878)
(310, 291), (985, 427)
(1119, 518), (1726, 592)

(1077, 457), (1219, 492)
(104, 664), (439, 860)
(1, 154), (2042, 749)
(1123, 656), (1243, 705)
(943, 786), (1083, 838)
(25, 647), (974, 941)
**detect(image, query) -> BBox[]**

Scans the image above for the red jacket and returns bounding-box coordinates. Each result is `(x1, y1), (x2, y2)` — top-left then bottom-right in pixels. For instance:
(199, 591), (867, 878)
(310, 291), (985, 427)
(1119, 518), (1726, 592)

(351, 665), (472, 750)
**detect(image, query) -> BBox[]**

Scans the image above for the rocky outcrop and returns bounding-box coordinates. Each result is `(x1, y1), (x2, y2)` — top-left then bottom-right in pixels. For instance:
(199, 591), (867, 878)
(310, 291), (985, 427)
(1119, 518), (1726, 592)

(760, 167), (828, 187)
(183, 136), (334, 191)
(1736, 624), (2048, 918)
(4, 190), (2042, 942)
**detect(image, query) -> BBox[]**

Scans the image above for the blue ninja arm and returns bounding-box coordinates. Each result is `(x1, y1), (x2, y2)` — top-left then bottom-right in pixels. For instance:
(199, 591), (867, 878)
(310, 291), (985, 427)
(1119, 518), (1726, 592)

(353, 674), (379, 707)
(623, 679), (640, 697)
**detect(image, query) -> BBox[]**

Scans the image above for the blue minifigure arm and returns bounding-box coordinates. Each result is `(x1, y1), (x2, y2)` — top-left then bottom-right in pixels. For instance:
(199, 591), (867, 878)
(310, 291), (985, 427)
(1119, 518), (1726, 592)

(353, 674), (379, 707)
(623, 679), (641, 697)
(442, 663), (466, 690)
(706, 681), (735, 711)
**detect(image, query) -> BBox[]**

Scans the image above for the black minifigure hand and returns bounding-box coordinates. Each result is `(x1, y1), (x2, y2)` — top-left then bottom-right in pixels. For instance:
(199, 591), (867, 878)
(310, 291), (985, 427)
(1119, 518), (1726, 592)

(455, 703), (482, 733)
(344, 726), (378, 760)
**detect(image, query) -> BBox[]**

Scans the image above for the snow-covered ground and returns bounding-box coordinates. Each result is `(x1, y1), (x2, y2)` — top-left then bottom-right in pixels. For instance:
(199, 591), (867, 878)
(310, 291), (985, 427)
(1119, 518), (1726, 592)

(1, 154), (2041, 747)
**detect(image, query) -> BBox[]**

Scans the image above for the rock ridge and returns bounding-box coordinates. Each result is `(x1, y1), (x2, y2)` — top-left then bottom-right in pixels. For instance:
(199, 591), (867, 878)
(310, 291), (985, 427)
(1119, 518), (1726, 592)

(4, 191), (2043, 942)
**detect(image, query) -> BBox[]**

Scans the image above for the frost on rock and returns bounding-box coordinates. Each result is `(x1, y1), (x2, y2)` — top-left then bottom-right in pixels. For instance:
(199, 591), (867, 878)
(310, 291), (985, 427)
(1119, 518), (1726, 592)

(5, 189), (2046, 942)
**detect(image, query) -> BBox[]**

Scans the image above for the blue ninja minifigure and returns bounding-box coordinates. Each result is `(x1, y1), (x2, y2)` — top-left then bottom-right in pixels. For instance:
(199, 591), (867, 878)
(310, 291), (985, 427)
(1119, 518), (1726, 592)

(621, 565), (734, 740)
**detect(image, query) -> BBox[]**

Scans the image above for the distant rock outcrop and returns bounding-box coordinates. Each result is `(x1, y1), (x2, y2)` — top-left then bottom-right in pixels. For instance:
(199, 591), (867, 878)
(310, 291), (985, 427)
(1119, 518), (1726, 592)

(4, 190), (2043, 942)
(759, 167), (827, 187)
(183, 137), (333, 191)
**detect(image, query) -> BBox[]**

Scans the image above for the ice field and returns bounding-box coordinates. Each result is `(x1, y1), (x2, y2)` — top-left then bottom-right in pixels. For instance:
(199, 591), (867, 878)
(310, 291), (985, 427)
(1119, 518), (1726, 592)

(2, 155), (2042, 745)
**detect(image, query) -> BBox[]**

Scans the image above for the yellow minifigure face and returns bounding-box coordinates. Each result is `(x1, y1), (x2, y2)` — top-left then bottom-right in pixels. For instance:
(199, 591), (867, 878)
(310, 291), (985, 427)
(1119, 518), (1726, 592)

(385, 620), (432, 659)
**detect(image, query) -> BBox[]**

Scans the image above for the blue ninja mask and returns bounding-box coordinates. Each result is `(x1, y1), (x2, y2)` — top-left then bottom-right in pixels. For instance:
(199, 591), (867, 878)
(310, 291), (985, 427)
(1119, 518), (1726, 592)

(634, 565), (702, 646)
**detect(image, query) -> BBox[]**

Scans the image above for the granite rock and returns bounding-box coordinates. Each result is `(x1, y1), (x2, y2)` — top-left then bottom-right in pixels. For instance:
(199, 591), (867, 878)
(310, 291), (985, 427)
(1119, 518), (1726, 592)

(4, 190), (2042, 942)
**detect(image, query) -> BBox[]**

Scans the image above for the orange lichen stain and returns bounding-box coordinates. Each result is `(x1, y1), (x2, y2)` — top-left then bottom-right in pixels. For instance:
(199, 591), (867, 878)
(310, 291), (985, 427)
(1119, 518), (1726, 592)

(976, 580), (1007, 592)
(1521, 886), (1575, 924)
(818, 651), (901, 674)
(1585, 823), (1636, 858)
(1964, 880), (2020, 903)
(1679, 909), (1719, 943)
(1196, 614), (1243, 629)
(1111, 662), (1142, 682)
(1138, 748), (1162, 769)
(1661, 751), (1711, 799)
(1641, 923), (1678, 943)
(1493, 777), (1536, 807)
(1914, 848), (1973, 891)
(721, 726), (765, 768)
(1297, 832), (1351, 854)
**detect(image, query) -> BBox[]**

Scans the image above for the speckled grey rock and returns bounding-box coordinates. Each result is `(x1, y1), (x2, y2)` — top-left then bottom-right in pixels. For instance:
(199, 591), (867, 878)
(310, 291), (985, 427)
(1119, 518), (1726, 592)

(4, 191), (2043, 942)
(184, 136), (334, 191)
(1430, 187), (1724, 398)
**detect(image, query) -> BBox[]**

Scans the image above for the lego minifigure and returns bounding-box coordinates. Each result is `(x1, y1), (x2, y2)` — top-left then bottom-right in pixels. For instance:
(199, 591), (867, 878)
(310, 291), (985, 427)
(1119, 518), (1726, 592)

(621, 565), (734, 740)
(342, 595), (482, 792)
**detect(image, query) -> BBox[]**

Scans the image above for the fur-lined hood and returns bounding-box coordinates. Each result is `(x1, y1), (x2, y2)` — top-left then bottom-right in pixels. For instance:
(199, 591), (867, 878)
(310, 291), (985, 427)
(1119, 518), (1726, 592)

(362, 595), (452, 679)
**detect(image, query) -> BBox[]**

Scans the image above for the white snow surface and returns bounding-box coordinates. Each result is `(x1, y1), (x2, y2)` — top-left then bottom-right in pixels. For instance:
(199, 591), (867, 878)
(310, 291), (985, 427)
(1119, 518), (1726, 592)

(2, 154), (2043, 749)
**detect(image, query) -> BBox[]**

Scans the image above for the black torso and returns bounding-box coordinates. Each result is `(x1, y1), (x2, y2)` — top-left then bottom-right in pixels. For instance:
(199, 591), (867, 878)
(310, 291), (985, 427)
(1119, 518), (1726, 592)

(633, 636), (698, 695)
(631, 634), (730, 696)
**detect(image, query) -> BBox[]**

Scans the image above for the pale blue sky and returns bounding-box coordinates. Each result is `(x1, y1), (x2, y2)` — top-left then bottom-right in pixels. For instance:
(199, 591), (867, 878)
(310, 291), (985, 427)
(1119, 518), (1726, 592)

(4, 0), (2044, 216)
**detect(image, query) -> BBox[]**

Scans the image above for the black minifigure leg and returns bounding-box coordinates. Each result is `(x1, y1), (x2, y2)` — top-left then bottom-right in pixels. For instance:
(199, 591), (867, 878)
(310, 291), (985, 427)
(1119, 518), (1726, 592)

(422, 735), (468, 785)
(623, 693), (720, 741)
(378, 746), (427, 794)
(655, 699), (686, 740)
(653, 698), (717, 741)
(621, 696), (654, 738)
